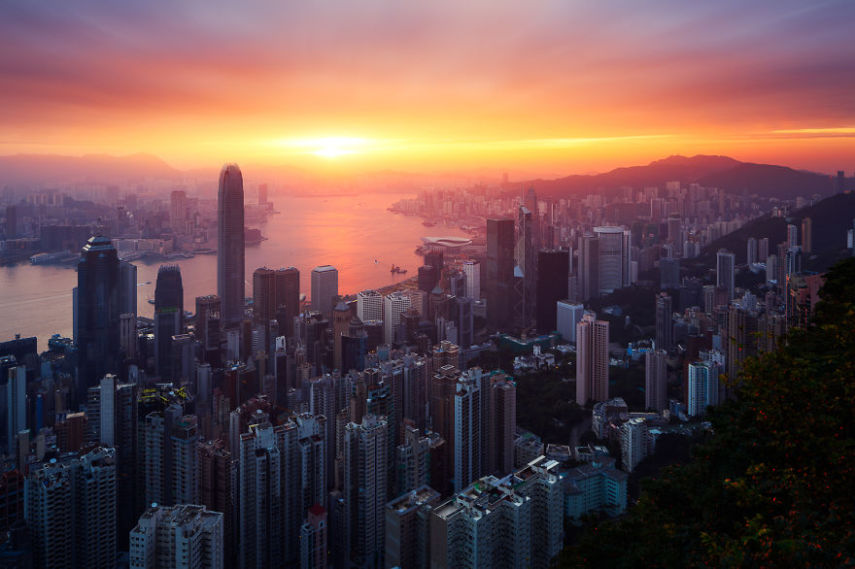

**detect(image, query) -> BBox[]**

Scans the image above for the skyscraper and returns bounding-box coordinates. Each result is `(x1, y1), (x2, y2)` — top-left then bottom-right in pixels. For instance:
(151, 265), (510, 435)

(688, 361), (719, 417)
(169, 190), (188, 234)
(556, 301), (584, 343)
(593, 226), (626, 294)
(746, 237), (758, 265)
(218, 164), (245, 329)
(535, 249), (569, 333)
(310, 265), (338, 318)
(76, 235), (121, 398)
(655, 292), (673, 351)
(645, 349), (668, 412)
(383, 291), (411, 345)
(252, 267), (277, 325)
(300, 505), (328, 569)
(716, 249), (735, 300)
(275, 267), (300, 336)
(516, 206), (537, 328)
(154, 265), (183, 378)
(119, 260), (138, 318)
(357, 290), (383, 322)
(580, 233), (599, 301)
(195, 295), (222, 363)
(462, 260), (480, 300)
(487, 372), (516, 477)
(129, 504), (224, 569)
(486, 218), (515, 330)
(575, 312), (609, 406)
(5, 366), (25, 456)
(758, 237), (770, 262)
(787, 223), (799, 249)
(801, 217), (812, 253)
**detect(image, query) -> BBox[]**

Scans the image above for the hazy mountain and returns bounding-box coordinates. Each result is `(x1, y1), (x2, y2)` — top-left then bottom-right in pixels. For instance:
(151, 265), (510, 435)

(512, 155), (838, 200)
(0, 153), (184, 186)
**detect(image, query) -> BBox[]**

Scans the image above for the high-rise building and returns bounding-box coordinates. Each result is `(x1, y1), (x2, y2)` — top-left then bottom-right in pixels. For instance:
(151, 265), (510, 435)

(620, 417), (648, 472)
(383, 291), (411, 345)
(343, 415), (388, 569)
(575, 312), (609, 406)
(486, 372), (516, 477)
(535, 250), (569, 333)
(659, 257), (680, 289)
(119, 260), (138, 318)
(76, 235), (121, 398)
(5, 366), (25, 457)
(716, 249), (735, 300)
(593, 226), (626, 295)
(787, 223), (799, 249)
(154, 265), (184, 378)
(357, 290), (383, 323)
(26, 447), (117, 569)
(801, 217), (812, 253)
(275, 267), (301, 336)
(556, 301), (584, 343)
(746, 237), (758, 265)
(452, 370), (482, 492)
(142, 404), (199, 507)
(645, 349), (668, 412)
(310, 265), (338, 318)
(516, 206), (537, 328)
(252, 267), (277, 326)
(129, 504), (224, 569)
(333, 302), (351, 371)
(579, 233), (599, 301)
(384, 486), (441, 569)
(169, 190), (188, 234)
(198, 440), (235, 567)
(462, 260), (480, 300)
(655, 292), (673, 351)
(217, 164), (245, 329)
(299, 504), (327, 569)
(239, 422), (283, 569)
(485, 218), (515, 330)
(688, 361), (720, 416)
(430, 457), (563, 569)
(758, 237), (770, 262)
(195, 295), (222, 363)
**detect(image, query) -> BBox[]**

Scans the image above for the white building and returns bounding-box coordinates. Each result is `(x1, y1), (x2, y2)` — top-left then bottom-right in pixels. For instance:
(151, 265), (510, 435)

(383, 291), (411, 345)
(563, 457), (628, 523)
(356, 289), (383, 322)
(556, 301), (584, 343)
(129, 504), (224, 569)
(462, 260), (481, 300)
(310, 265), (339, 318)
(576, 312), (609, 406)
(619, 417), (648, 472)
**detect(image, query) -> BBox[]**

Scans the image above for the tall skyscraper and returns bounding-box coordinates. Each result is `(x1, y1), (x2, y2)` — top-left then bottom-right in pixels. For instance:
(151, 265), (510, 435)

(556, 301), (584, 343)
(195, 295), (222, 363)
(129, 504), (224, 569)
(154, 265), (183, 378)
(746, 237), (758, 265)
(169, 190), (188, 234)
(343, 415), (388, 569)
(593, 226), (626, 295)
(716, 249), (735, 300)
(119, 260), (138, 318)
(275, 267), (300, 336)
(452, 370), (482, 492)
(645, 349), (668, 412)
(239, 422), (283, 569)
(300, 505), (328, 569)
(6, 366), (25, 456)
(575, 312), (609, 406)
(485, 218), (515, 330)
(218, 164), (245, 329)
(580, 233), (599, 301)
(659, 257), (680, 290)
(758, 237), (770, 262)
(535, 249), (569, 333)
(801, 217), (812, 253)
(384, 486), (441, 569)
(76, 235), (121, 398)
(142, 404), (199, 507)
(516, 206), (537, 328)
(487, 371), (516, 477)
(310, 265), (338, 318)
(787, 223), (799, 249)
(383, 291), (411, 345)
(655, 292), (673, 351)
(462, 260), (480, 300)
(252, 267), (277, 325)
(26, 447), (117, 569)
(688, 361), (719, 417)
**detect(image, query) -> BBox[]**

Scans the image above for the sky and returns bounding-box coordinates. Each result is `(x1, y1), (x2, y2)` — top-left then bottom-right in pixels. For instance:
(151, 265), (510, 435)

(1, 0), (854, 177)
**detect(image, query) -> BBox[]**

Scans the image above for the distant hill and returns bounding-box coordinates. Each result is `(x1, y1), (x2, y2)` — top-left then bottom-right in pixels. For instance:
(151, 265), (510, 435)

(693, 191), (855, 270)
(0, 153), (184, 186)
(513, 155), (840, 200)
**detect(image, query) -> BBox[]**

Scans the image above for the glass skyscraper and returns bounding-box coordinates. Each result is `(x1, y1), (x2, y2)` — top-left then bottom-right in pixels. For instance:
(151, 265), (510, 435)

(218, 164), (245, 328)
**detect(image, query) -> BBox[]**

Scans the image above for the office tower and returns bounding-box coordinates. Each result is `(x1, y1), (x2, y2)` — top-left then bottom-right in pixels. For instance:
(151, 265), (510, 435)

(452, 370), (483, 492)
(26, 447), (117, 569)
(758, 237), (770, 262)
(424, 249), (444, 273)
(154, 265), (184, 378)
(253, 267), (277, 325)
(593, 226), (625, 294)
(169, 189), (187, 233)
(688, 361), (720, 416)
(535, 249), (569, 333)
(119, 260), (138, 317)
(357, 290), (383, 322)
(344, 415), (388, 569)
(716, 249), (736, 300)
(129, 504), (224, 569)
(787, 223), (799, 249)
(645, 349), (668, 412)
(332, 302), (351, 370)
(120, 313), (137, 360)
(462, 260), (481, 300)
(765, 254), (778, 285)
(747, 237), (758, 265)
(487, 372), (516, 477)
(300, 505), (327, 569)
(486, 218), (515, 329)
(239, 422), (283, 569)
(655, 292), (673, 351)
(6, 366), (25, 456)
(170, 333), (195, 384)
(385, 486), (441, 569)
(275, 267), (301, 336)
(194, 295), (222, 364)
(430, 457), (563, 569)
(218, 164), (245, 328)
(575, 312), (609, 406)
(801, 217), (812, 253)
(143, 404), (199, 507)
(384, 291), (411, 345)
(556, 301), (584, 343)
(725, 304), (758, 385)
(311, 265), (338, 318)
(659, 257), (680, 289)
(417, 265), (437, 297)
(786, 246), (802, 277)
(76, 235), (121, 398)
(580, 233), (599, 300)
(452, 296), (474, 349)
(516, 206), (537, 327)
(666, 215), (682, 243)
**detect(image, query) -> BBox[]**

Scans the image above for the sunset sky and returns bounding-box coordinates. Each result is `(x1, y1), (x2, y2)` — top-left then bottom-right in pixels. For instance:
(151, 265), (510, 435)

(2, 0), (854, 177)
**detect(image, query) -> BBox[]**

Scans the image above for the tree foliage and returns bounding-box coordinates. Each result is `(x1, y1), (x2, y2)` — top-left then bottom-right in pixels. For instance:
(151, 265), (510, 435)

(559, 258), (855, 568)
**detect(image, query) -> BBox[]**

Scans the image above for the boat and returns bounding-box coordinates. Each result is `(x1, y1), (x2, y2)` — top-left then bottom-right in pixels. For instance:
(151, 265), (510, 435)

(390, 264), (407, 274)
(422, 220), (436, 227)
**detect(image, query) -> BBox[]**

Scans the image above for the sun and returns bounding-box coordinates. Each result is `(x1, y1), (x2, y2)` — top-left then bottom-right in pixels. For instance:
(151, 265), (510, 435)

(303, 136), (367, 159)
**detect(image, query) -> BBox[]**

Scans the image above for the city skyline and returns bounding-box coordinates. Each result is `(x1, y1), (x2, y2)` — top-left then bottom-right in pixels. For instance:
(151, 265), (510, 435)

(1, 1), (854, 175)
